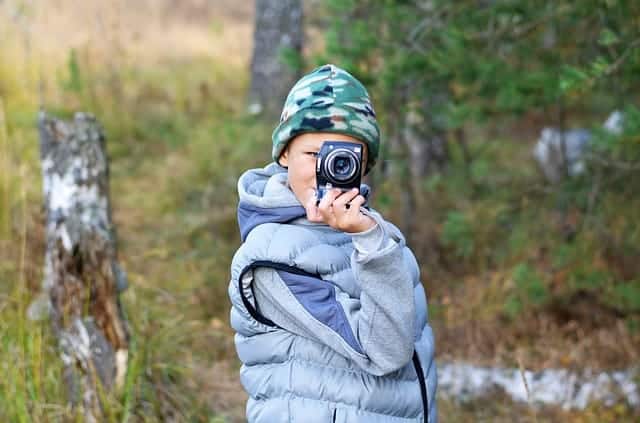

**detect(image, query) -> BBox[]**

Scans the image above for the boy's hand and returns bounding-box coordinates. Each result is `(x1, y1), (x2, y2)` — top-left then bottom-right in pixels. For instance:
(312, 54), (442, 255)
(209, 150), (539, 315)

(305, 188), (376, 233)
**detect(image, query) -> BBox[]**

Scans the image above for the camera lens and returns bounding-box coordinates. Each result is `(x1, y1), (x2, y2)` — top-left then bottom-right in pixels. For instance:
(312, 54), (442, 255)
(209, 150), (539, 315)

(333, 157), (353, 176)
(325, 149), (358, 183)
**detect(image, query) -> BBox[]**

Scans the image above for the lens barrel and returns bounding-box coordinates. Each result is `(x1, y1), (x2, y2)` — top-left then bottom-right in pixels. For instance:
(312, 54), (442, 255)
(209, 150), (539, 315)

(324, 149), (359, 183)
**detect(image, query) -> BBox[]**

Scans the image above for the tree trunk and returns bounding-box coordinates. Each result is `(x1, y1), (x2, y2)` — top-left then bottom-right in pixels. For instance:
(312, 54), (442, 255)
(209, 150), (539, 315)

(387, 84), (449, 262)
(248, 0), (303, 118)
(36, 111), (129, 421)
(401, 88), (449, 182)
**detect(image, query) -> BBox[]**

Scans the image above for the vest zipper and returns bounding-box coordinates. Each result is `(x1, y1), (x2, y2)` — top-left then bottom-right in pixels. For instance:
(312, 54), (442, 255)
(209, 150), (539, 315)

(332, 408), (337, 422)
(412, 351), (429, 423)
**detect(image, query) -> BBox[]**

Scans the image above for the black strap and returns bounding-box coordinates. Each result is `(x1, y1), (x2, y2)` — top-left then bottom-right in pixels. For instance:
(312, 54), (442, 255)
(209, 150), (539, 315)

(237, 260), (322, 328)
(237, 262), (277, 327)
(412, 351), (429, 423)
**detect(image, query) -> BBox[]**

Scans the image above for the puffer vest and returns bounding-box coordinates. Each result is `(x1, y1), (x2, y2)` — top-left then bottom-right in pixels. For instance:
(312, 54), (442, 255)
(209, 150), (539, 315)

(229, 217), (437, 422)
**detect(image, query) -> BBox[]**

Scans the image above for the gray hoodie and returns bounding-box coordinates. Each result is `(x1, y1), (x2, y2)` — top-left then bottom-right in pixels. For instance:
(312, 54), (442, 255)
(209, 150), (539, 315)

(229, 162), (437, 422)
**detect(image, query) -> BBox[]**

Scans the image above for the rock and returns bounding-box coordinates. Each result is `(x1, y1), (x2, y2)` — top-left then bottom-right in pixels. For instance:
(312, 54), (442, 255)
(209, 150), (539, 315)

(533, 128), (591, 183)
(603, 110), (624, 135)
(533, 111), (624, 183)
(438, 361), (639, 410)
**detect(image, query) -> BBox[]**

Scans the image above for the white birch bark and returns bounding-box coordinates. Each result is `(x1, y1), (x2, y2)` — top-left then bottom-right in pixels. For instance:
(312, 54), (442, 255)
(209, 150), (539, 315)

(35, 111), (129, 420)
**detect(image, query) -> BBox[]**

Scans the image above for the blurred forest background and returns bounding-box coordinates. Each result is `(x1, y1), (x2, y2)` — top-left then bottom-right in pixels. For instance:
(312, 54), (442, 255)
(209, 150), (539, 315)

(1, 0), (639, 421)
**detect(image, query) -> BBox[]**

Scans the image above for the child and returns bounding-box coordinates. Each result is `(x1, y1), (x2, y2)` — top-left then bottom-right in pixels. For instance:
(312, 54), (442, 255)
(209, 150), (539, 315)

(229, 64), (437, 422)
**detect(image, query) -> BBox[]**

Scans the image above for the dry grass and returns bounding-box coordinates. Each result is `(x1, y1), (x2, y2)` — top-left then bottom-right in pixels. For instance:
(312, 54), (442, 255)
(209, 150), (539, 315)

(0, 1), (255, 420)
(1, 1), (638, 421)
(0, 0), (253, 65)
(434, 270), (640, 371)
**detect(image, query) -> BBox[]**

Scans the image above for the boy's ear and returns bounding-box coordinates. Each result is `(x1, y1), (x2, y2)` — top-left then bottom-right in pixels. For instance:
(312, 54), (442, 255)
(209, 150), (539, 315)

(360, 144), (368, 176)
(279, 148), (289, 167)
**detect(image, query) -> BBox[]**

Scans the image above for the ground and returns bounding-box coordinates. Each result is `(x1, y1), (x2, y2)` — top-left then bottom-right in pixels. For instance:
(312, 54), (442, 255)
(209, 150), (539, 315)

(0, 1), (637, 421)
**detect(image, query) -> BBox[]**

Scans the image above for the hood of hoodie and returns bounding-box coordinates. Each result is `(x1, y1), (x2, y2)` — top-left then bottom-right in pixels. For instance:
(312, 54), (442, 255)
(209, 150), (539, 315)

(237, 163), (307, 242)
(236, 162), (370, 242)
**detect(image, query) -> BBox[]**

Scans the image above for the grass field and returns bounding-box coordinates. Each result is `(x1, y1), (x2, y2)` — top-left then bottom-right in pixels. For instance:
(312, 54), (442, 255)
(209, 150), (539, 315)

(0, 1), (638, 421)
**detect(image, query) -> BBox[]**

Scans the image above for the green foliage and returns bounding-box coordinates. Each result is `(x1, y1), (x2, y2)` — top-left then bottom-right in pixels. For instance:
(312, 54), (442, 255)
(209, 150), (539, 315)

(0, 100), (9, 239)
(324, 0), (640, 122)
(279, 46), (304, 74)
(62, 49), (83, 94)
(0, 283), (65, 421)
(321, 0), (640, 321)
(442, 211), (474, 259)
(504, 263), (549, 318)
(514, 263), (548, 306)
(610, 282), (640, 313)
(571, 267), (612, 292)
(470, 157), (491, 181)
(590, 104), (640, 167)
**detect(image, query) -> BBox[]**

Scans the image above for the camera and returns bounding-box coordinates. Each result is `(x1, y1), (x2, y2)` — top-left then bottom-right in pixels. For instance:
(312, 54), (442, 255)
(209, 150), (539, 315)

(316, 141), (363, 202)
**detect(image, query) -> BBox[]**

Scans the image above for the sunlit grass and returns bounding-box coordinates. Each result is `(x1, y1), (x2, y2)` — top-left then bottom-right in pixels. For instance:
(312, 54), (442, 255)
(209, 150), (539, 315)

(1, 3), (254, 419)
(0, 98), (10, 239)
(0, 1), (638, 422)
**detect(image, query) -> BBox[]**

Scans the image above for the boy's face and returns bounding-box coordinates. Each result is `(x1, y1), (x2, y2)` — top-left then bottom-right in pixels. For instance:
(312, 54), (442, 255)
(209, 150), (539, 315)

(279, 132), (368, 219)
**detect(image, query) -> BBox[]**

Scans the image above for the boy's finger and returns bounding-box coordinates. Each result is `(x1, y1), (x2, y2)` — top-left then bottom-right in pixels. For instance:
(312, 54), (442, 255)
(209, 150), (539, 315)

(347, 195), (366, 215)
(317, 188), (341, 215)
(333, 188), (359, 209)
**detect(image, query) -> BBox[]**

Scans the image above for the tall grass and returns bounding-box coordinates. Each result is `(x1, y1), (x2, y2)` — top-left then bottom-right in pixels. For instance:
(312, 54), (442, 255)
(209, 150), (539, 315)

(0, 98), (10, 239)
(0, 1), (637, 422)
(0, 1), (257, 420)
(0, 82), (65, 420)
(0, 53), (256, 420)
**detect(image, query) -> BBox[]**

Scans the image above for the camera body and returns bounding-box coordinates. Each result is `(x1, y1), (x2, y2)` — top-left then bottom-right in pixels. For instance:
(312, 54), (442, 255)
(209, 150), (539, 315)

(316, 141), (363, 201)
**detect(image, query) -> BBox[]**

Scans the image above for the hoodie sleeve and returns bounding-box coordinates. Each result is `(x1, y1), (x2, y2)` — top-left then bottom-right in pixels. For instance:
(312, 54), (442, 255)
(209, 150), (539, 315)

(251, 209), (416, 376)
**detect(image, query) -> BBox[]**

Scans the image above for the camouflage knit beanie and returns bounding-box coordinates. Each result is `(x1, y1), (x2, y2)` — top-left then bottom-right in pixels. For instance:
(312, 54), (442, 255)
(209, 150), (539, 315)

(272, 64), (380, 174)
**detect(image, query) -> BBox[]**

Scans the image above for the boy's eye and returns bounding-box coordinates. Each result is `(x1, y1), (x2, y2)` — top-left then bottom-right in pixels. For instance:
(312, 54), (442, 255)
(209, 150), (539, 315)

(305, 151), (319, 158)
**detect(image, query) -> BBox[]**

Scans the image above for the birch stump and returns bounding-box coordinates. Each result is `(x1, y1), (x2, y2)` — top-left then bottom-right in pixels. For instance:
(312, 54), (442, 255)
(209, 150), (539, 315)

(37, 111), (129, 420)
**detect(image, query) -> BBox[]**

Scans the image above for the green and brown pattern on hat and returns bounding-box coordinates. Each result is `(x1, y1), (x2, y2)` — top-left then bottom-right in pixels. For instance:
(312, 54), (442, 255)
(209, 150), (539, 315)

(272, 64), (380, 173)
